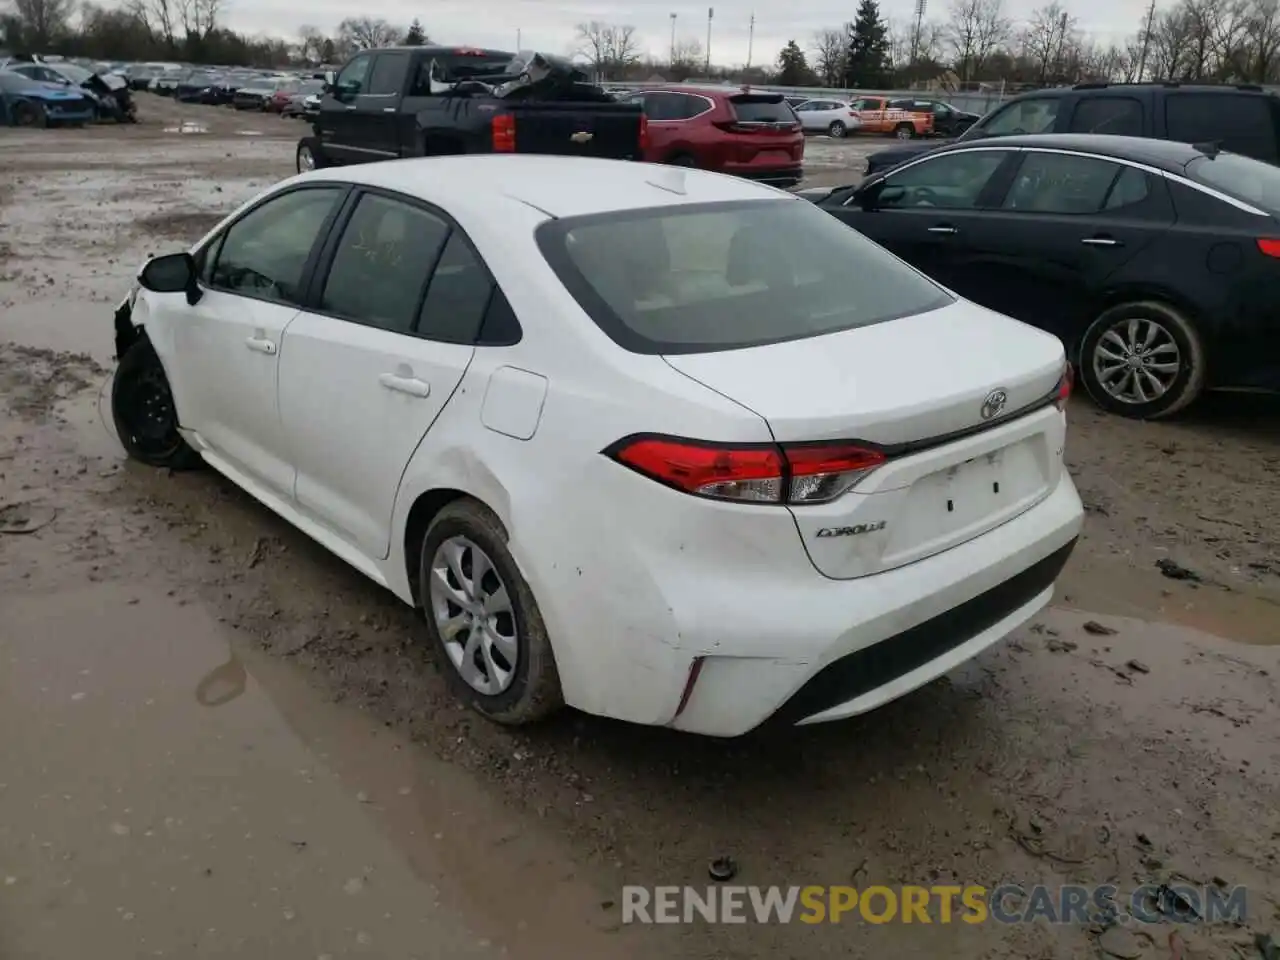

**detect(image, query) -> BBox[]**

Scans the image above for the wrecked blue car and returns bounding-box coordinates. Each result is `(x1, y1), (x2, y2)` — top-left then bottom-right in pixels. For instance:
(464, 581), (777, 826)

(0, 69), (96, 127)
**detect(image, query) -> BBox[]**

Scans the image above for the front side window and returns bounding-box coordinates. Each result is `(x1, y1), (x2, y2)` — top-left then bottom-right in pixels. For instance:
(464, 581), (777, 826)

(321, 194), (450, 333)
(879, 150), (1009, 210)
(335, 55), (372, 96)
(1001, 153), (1121, 214)
(976, 97), (1061, 137)
(537, 199), (952, 355)
(368, 53), (409, 96)
(209, 187), (343, 304)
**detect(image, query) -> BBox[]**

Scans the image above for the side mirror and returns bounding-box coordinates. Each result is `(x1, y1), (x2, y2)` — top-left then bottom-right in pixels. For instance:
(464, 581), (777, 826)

(139, 252), (201, 305)
(322, 70), (336, 94)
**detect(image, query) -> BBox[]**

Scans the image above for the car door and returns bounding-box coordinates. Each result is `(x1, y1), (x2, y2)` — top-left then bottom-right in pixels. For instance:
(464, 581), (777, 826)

(832, 148), (1018, 288)
(939, 150), (1175, 342)
(793, 100), (817, 131)
(277, 190), (489, 559)
(173, 184), (348, 497)
(319, 53), (374, 162)
(355, 52), (410, 157)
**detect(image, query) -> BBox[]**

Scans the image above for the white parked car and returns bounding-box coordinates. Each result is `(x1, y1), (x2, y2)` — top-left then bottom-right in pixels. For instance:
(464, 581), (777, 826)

(110, 156), (1083, 737)
(793, 98), (863, 137)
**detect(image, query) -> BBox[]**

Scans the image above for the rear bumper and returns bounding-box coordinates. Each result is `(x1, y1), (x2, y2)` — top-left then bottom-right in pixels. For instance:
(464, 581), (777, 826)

(667, 472), (1083, 736)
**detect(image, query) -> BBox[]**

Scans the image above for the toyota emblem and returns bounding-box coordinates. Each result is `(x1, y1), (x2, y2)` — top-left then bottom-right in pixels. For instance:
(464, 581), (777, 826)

(980, 389), (1008, 420)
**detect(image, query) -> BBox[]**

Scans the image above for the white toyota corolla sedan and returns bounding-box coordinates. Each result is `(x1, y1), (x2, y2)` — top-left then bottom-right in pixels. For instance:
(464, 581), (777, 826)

(110, 155), (1083, 737)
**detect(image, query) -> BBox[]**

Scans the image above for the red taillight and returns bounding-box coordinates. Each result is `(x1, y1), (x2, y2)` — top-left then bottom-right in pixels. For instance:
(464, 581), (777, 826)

(606, 436), (887, 504)
(1055, 363), (1074, 410)
(1258, 238), (1280, 258)
(492, 114), (515, 152)
(639, 113), (649, 151)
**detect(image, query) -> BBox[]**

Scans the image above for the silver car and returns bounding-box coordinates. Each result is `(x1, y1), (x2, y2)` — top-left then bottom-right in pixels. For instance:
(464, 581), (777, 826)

(793, 98), (863, 138)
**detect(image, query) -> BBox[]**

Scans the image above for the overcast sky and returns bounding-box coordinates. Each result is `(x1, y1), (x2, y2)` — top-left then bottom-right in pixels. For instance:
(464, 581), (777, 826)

(227, 0), (1143, 67)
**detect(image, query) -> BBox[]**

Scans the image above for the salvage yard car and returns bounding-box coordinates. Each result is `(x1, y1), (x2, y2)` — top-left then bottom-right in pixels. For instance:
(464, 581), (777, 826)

(804, 135), (1280, 417)
(0, 69), (96, 126)
(296, 47), (645, 172)
(109, 155), (1082, 737)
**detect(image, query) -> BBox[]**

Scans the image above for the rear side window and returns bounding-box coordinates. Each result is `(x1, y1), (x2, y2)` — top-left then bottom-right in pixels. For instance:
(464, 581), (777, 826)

(368, 53), (409, 96)
(417, 233), (494, 343)
(1186, 153), (1280, 214)
(321, 194), (449, 334)
(1070, 97), (1144, 136)
(536, 199), (953, 355)
(1001, 153), (1120, 214)
(643, 92), (705, 121)
(1165, 94), (1278, 163)
(730, 96), (793, 123)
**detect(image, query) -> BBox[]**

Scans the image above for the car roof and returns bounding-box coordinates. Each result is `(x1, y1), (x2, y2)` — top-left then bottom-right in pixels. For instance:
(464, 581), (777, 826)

(935, 133), (1218, 172)
(1005, 81), (1278, 100)
(299, 155), (795, 220)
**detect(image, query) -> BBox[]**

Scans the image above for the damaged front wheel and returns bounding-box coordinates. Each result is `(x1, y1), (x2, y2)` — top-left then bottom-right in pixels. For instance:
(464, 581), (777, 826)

(111, 339), (201, 470)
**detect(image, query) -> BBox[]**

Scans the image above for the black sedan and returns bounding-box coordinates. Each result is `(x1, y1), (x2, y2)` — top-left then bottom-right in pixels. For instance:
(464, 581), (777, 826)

(806, 134), (1280, 418)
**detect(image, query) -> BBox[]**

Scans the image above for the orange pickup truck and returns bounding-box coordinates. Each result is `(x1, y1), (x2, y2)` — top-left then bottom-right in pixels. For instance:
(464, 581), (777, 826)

(849, 96), (934, 139)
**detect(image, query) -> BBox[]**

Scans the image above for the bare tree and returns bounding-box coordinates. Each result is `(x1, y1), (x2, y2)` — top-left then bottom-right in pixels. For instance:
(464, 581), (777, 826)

(1021, 1), (1077, 81)
(9, 0), (75, 46)
(671, 36), (703, 74)
(125, 0), (177, 51)
(1149, 6), (1191, 77)
(177, 0), (218, 40)
(298, 24), (326, 63)
(338, 16), (402, 51)
(1242, 0), (1280, 80)
(810, 27), (846, 85)
(574, 21), (641, 79)
(945, 0), (1010, 80)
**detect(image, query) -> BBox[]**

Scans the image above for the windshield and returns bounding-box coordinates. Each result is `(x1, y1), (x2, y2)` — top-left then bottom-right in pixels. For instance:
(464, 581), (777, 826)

(1186, 152), (1280, 215)
(56, 64), (92, 82)
(537, 199), (952, 355)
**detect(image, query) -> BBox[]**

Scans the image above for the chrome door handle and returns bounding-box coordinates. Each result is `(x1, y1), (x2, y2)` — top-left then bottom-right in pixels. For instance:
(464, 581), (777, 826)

(345, 104), (356, 111)
(382, 107), (396, 113)
(927, 225), (957, 234)
(1082, 236), (1119, 246)
(245, 336), (277, 355)
(378, 373), (430, 398)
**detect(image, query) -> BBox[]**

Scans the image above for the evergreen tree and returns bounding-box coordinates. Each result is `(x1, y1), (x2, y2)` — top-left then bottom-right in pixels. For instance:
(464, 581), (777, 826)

(404, 18), (427, 45)
(844, 0), (890, 87)
(776, 40), (816, 86)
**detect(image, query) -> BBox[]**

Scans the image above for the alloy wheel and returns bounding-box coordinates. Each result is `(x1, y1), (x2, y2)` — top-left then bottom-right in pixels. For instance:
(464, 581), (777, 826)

(297, 146), (315, 172)
(1091, 316), (1181, 405)
(429, 535), (519, 696)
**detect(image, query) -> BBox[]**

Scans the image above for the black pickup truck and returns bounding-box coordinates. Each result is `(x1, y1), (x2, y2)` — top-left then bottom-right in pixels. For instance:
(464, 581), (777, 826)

(296, 46), (645, 172)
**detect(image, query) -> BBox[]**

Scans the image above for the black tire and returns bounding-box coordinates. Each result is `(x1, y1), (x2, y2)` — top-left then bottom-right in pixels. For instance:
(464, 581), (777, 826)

(1078, 300), (1207, 420)
(666, 152), (697, 167)
(111, 339), (202, 469)
(893, 122), (914, 140)
(827, 120), (847, 138)
(296, 138), (328, 173)
(418, 499), (563, 725)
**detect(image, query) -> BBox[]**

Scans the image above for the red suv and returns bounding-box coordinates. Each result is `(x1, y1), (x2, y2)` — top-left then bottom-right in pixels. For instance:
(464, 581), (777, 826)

(620, 87), (804, 187)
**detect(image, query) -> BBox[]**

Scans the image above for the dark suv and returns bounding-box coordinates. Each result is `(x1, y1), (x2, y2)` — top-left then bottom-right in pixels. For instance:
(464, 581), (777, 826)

(865, 82), (1280, 175)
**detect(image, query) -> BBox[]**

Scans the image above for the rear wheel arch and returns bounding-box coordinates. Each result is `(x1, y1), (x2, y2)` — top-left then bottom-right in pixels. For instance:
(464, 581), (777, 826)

(403, 488), (470, 605)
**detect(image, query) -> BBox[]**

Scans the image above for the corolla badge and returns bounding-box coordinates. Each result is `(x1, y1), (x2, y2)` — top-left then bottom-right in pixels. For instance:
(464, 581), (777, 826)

(981, 388), (1009, 420)
(569, 130), (594, 144)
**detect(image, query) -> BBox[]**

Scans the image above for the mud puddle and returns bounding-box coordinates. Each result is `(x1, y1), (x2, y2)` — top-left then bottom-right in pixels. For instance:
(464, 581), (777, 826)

(0, 582), (639, 960)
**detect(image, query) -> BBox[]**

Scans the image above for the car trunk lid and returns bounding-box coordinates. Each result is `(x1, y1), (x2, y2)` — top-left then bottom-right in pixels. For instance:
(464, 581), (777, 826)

(663, 300), (1069, 579)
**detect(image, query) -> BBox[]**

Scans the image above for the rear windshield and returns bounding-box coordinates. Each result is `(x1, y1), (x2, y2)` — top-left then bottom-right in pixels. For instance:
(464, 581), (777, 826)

(730, 95), (793, 123)
(1186, 153), (1280, 214)
(536, 199), (953, 355)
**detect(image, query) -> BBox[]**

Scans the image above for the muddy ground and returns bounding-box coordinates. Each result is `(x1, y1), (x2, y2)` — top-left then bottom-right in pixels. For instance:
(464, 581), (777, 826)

(2, 95), (1279, 960)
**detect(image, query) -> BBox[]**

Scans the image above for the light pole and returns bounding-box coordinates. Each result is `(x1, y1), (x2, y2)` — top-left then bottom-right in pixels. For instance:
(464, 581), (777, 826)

(705, 7), (713, 76)
(670, 12), (677, 69)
